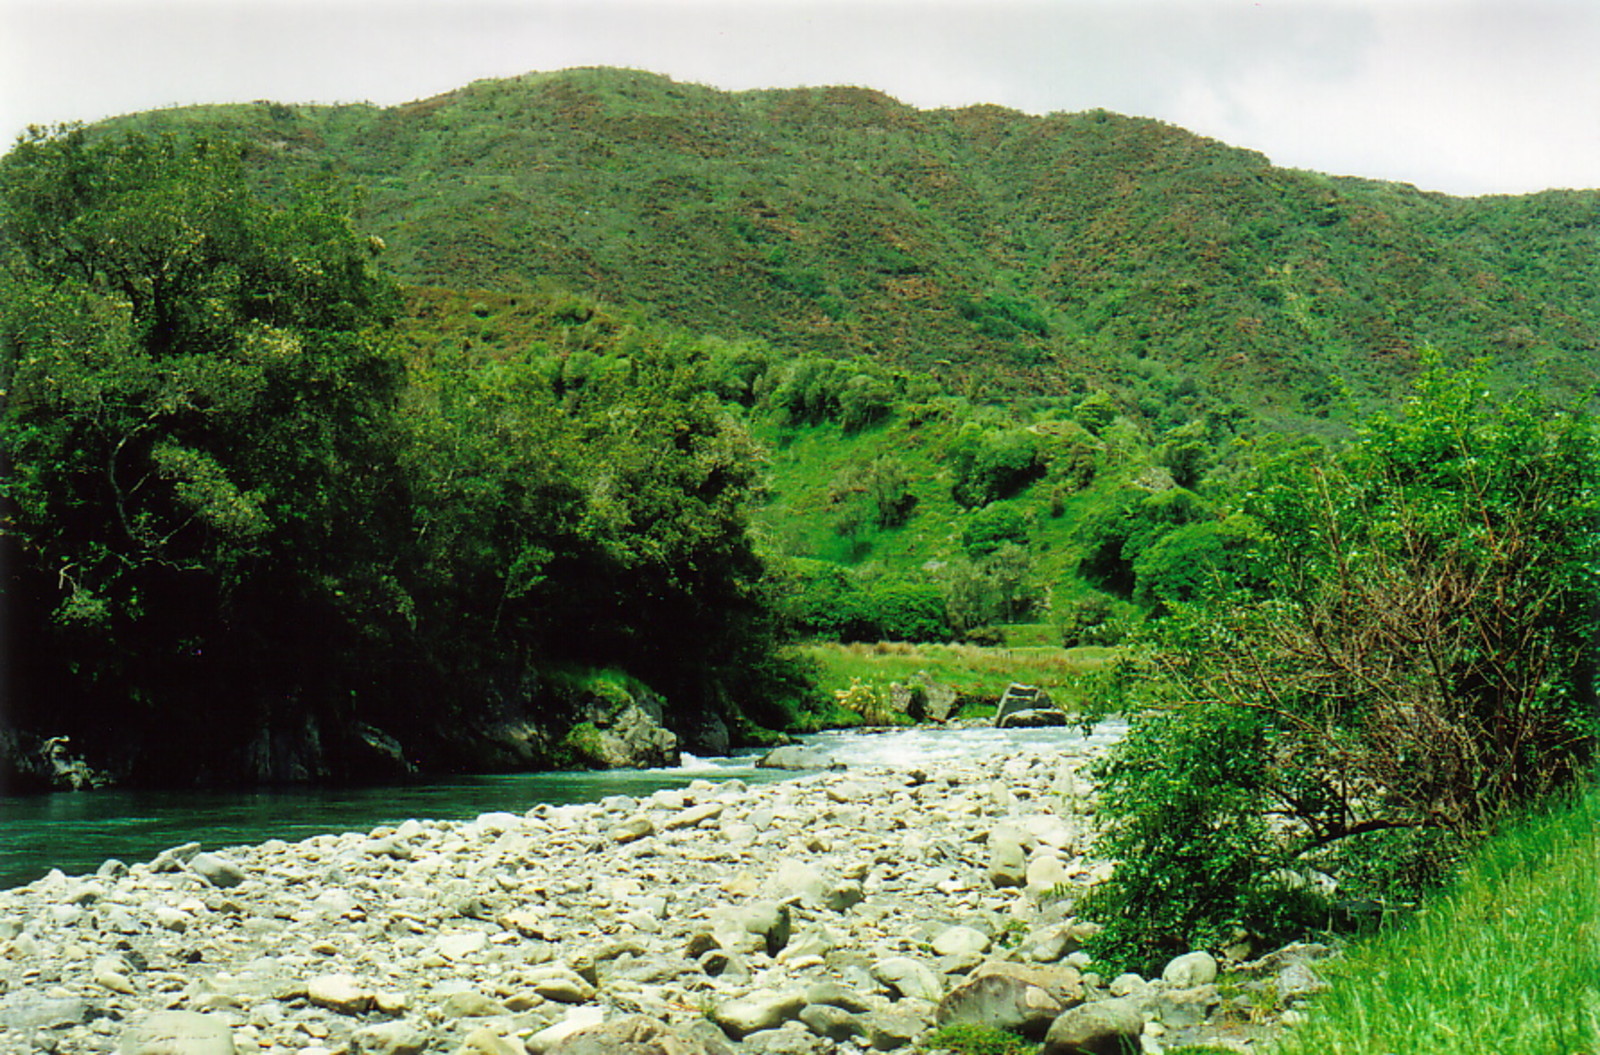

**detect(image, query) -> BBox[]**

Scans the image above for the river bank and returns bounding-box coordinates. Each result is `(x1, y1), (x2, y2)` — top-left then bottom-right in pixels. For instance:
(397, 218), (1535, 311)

(0, 729), (1321, 1055)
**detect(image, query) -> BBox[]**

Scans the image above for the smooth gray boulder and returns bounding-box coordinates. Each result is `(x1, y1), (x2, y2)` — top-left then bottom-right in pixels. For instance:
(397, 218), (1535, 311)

(1041, 998), (1144, 1055)
(1162, 949), (1219, 987)
(936, 971), (1064, 1039)
(188, 852), (246, 888)
(547, 1014), (735, 1054)
(120, 1011), (236, 1055)
(0, 989), (92, 1030)
(871, 955), (943, 1001)
(711, 990), (807, 1039)
(755, 745), (834, 770)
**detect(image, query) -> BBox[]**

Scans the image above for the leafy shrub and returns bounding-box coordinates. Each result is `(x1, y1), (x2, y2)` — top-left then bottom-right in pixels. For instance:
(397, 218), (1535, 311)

(1083, 363), (1600, 970)
(1080, 701), (1329, 973)
(961, 502), (1030, 558)
(947, 425), (1044, 508)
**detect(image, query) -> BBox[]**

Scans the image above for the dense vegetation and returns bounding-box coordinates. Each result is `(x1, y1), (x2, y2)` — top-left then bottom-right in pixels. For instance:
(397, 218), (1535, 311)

(0, 128), (806, 787)
(102, 68), (1600, 434)
(1077, 366), (1600, 971)
(1274, 781), (1599, 1054)
(3, 69), (1595, 968)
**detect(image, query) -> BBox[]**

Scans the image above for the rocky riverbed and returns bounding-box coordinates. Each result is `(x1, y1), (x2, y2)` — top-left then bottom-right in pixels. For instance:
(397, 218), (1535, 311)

(0, 737), (1331, 1055)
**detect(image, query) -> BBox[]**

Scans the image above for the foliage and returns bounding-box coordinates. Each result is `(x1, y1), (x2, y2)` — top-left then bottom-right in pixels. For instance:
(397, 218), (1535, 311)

(1082, 363), (1600, 967)
(1080, 701), (1329, 972)
(919, 1022), (1033, 1055)
(961, 501), (1030, 558)
(781, 559), (954, 644)
(1273, 781), (1600, 1055)
(0, 131), (806, 782)
(0, 127), (409, 779)
(948, 424), (1044, 508)
(102, 67), (1600, 437)
(941, 544), (1040, 634)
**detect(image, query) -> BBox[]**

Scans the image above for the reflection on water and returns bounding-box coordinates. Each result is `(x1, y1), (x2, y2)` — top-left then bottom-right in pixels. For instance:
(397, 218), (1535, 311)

(0, 723), (1120, 890)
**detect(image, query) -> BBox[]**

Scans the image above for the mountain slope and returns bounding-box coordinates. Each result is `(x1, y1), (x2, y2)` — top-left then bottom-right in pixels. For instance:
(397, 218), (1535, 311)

(102, 67), (1600, 427)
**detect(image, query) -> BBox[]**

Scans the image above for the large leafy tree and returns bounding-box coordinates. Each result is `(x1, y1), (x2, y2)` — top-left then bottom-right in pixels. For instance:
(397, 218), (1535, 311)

(0, 127), (409, 782)
(1083, 362), (1600, 969)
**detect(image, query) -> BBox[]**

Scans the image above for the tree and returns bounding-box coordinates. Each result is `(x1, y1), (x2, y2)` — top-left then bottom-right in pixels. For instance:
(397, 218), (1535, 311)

(1, 127), (408, 782)
(1083, 362), (1600, 968)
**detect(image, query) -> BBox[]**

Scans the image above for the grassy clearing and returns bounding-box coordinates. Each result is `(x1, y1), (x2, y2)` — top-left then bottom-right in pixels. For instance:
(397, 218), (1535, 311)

(798, 638), (1114, 714)
(1274, 781), (1600, 1055)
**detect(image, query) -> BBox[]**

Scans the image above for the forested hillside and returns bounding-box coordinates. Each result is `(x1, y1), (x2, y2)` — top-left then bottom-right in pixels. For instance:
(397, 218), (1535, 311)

(107, 67), (1600, 429)
(5, 67), (1599, 790)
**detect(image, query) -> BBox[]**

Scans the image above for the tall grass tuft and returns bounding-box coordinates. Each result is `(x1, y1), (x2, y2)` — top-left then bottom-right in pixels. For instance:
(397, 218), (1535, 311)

(1274, 781), (1600, 1054)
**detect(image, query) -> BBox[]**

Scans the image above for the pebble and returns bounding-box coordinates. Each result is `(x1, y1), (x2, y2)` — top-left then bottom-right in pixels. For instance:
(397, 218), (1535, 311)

(0, 733), (1307, 1054)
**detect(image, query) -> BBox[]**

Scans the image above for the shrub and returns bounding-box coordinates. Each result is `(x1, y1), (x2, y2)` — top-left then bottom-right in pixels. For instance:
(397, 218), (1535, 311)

(961, 501), (1030, 558)
(1082, 362), (1600, 969)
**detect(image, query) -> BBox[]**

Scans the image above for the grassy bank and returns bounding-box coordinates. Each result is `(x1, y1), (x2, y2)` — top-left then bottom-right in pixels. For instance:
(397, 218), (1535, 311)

(797, 637), (1114, 723)
(1274, 781), (1600, 1054)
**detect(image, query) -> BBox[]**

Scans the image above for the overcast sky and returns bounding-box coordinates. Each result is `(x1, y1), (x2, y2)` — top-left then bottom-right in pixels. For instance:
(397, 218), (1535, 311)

(3, 0), (1598, 197)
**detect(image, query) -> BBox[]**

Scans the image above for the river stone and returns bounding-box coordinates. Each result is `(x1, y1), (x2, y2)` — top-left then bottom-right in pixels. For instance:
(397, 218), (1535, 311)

(527, 966), (596, 1003)
(798, 1003), (865, 1042)
(546, 1014), (736, 1055)
(988, 834), (1028, 889)
(188, 852), (247, 888)
(755, 746), (833, 770)
(769, 858), (830, 905)
(0, 989), (92, 1030)
(611, 815), (656, 844)
(150, 842), (202, 873)
(711, 989), (807, 1039)
(152, 905), (189, 933)
(860, 1010), (924, 1051)
(1040, 997), (1144, 1055)
(526, 1006), (608, 1053)
(1152, 984), (1219, 1029)
(663, 802), (724, 830)
(975, 961), (1085, 1006)
(351, 1021), (431, 1055)
(441, 990), (508, 1018)
(94, 953), (138, 994)
(871, 955), (943, 1001)
(936, 972), (1064, 1040)
(932, 924), (992, 958)
(717, 900), (791, 956)
(455, 1027), (524, 1055)
(1162, 950), (1218, 988)
(823, 880), (865, 911)
(740, 1021), (834, 1054)
(307, 974), (373, 1015)
(120, 1011), (236, 1055)
(1026, 853), (1073, 900)
(437, 930), (489, 960)
(803, 982), (872, 1014)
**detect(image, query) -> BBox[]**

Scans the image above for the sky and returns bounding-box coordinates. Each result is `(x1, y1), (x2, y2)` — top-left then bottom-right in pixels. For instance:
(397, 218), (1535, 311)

(3, 0), (1599, 198)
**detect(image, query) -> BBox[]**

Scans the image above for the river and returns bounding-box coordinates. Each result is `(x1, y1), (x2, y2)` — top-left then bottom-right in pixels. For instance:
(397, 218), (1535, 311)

(0, 721), (1123, 890)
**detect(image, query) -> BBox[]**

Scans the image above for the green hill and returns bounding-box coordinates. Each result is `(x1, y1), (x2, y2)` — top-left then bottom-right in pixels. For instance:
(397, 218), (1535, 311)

(103, 67), (1600, 432)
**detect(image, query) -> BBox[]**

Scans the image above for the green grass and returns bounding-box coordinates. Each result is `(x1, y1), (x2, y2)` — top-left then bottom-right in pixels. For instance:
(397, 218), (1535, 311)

(1273, 782), (1600, 1054)
(799, 639), (1114, 713)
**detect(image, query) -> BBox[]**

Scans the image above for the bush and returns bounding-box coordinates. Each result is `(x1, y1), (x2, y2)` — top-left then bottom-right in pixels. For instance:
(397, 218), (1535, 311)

(961, 502), (1030, 558)
(948, 425), (1044, 508)
(1082, 362), (1600, 967)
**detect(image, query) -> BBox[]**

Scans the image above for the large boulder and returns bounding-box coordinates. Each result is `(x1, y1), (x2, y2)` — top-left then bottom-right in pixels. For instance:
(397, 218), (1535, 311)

(915, 673), (963, 722)
(756, 745), (834, 770)
(936, 972), (1065, 1039)
(568, 699), (679, 768)
(120, 1011), (236, 1055)
(1041, 998), (1144, 1055)
(547, 1014), (735, 1055)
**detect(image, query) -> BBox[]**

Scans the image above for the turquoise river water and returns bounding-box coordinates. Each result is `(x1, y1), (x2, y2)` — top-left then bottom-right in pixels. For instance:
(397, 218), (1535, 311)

(0, 723), (1123, 890)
